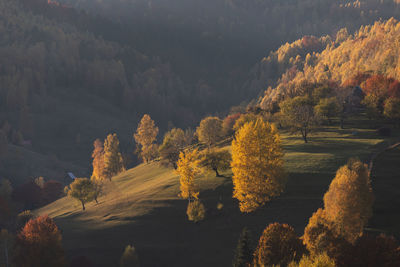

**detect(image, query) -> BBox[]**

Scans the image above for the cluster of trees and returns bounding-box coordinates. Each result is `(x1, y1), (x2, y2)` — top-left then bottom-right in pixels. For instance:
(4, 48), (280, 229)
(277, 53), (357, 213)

(259, 19), (400, 127)
(233, 158), (400, 267)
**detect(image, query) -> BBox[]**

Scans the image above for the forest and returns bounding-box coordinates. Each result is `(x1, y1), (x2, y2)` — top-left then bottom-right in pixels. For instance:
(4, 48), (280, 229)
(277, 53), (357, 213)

(0, 0), (400, 266)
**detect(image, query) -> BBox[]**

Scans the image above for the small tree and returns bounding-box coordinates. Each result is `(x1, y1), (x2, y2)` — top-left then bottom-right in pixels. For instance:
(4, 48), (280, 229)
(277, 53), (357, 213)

(222, 113), (241, 136)
(186, 199), (206, 222)
(176, 149), (201, 201)
(314, 97), (341, 124)
(13, 215), (65, 267)
(279, 96), (319, 143)
(231, 119), (286, 212)
(233, 227), (253, 267)
(253, 223), (306, 267)
(103, 133), (125, 180)
(323, 158), (374, 243)
(120, 245), (140, 267)
(91, 139), (106, 181)
(200, 149), (231, 177)
(196, 116), (223, 147)
(159, 128), (188, 168)
(384, 97), (400, 127)
(68, 178), (95, 210)
(134, 114), (159, 163)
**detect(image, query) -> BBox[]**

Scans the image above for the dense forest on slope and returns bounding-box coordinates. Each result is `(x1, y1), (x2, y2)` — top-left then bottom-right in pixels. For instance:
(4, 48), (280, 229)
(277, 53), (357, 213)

(58, 0), (400, 101)
(257, 18), (400, 109)
(1, 0), (400, 184)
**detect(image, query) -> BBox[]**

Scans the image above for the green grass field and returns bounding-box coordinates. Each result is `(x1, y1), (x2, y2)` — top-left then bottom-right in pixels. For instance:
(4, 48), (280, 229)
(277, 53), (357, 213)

(36, 122), (398, 267)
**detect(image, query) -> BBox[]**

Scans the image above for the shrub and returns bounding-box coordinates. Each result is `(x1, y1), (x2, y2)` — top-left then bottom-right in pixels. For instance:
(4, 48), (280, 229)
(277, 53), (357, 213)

(186, 200), (206, 222)
(120, 245), (140, 267)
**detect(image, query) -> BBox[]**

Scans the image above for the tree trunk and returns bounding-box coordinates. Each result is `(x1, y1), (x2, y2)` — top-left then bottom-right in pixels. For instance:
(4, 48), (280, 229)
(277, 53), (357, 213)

(301, 128), (308, 143)
(81, 201), (85, 210)
(4, 239), (9, 267)
(340, 118), (344, 129)
(214, 168), (222, 177)
(94, 196), (98, 204)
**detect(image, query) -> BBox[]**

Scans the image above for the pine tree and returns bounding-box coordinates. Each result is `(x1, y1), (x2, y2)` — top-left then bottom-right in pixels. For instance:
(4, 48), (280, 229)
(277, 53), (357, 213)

(134, 114), (159, 163)
(103, 133), (125, 180)
(176, 149), (201, 201)
(231, 119), (286, 212)
(233, 227), (252, 267)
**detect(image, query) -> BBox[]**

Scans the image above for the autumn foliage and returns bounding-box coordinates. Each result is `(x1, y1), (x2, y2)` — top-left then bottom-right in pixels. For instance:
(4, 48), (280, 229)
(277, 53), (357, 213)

(176, 149), (201, 201)
(253, 223), (306, 267)
(13, 215), (65, 267)
(231, 119), (286, 212)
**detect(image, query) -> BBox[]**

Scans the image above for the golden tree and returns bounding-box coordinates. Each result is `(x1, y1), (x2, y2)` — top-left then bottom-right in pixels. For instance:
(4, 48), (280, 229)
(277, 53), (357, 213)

(134, 114), (159, 162)
(176, 149), (201, 201)
(103, 133), (125, 179)
(196, 116), (222, 147)
(91, 138), (106, 181)
(231, 119), (286, 212)
(323, 158), (374, 243)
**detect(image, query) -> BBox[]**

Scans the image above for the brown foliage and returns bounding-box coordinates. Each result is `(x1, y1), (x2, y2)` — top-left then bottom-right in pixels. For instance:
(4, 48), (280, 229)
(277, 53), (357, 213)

(41, 180), (63, 205)
(253, 223), (306, 267)
(13, 215), (65, 267)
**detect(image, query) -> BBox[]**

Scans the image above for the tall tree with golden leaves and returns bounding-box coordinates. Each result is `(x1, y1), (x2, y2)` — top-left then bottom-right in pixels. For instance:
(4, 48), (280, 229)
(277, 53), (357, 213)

(91, 139), (106, 181)
(134, 114), (159, 162)
(231, 119), (286, 212)
(323, 158), (374, 243)
(176, 149), (201, 201)
(103, 133), (125, 179)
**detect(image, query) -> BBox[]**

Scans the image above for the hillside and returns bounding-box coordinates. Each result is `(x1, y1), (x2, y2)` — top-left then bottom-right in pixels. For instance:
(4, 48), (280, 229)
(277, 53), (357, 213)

(37, 120), (397, 266)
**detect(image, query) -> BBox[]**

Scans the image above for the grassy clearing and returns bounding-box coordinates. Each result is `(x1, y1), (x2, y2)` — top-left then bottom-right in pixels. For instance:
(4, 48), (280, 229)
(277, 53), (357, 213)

(36, 123), (395, 267)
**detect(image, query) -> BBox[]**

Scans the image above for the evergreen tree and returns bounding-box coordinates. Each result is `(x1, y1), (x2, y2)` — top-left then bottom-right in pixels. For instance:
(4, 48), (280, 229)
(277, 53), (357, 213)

(233, 227), (252, 267)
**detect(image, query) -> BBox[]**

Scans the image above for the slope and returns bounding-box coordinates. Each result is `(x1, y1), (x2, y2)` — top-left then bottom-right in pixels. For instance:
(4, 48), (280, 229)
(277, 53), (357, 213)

(36, 121), (394, 266)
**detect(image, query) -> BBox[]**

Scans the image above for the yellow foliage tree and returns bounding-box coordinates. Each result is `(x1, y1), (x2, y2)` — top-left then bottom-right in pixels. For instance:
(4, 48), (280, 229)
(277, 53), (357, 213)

(91, 138), (106, 181)
(176, 149), (201, 201)
(323, 158), (374, 243)
(103, 133), (125, 180)
(134, 114), (159, 163)
(231, 119), (286, 212)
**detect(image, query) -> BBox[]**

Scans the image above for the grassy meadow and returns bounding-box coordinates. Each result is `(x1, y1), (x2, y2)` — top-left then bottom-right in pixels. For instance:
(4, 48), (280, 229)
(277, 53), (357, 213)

(36, 119), (399, 266)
